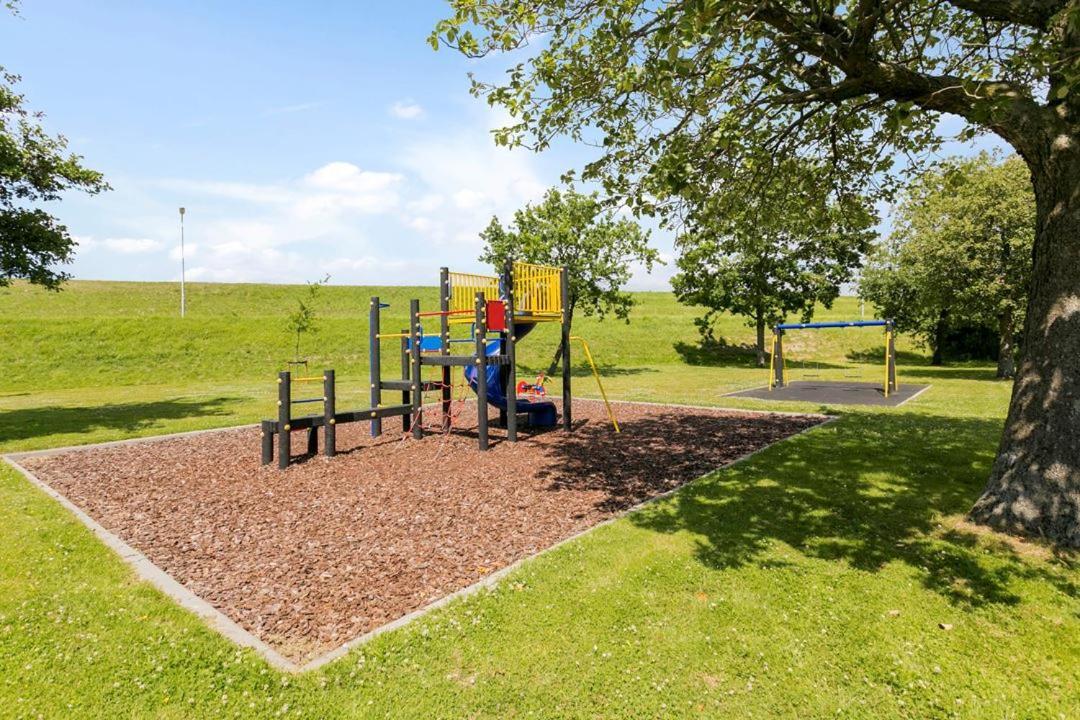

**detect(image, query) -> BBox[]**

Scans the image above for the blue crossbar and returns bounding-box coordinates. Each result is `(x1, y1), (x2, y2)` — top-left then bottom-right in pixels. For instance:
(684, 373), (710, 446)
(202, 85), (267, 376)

(776, 320), (889, 330)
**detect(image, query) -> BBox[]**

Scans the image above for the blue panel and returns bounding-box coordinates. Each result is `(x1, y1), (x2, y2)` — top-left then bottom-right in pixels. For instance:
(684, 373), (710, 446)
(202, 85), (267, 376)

(776, 320), (889, 331)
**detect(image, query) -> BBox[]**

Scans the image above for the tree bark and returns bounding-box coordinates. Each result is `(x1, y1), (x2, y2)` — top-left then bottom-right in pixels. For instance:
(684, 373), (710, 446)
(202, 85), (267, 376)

(996, 307), (1016, 379)
(930, 309), (948, 366)
(970, 148), (1080, 547)
(755, 314), (767, 368)
(546, 300), (574, 377)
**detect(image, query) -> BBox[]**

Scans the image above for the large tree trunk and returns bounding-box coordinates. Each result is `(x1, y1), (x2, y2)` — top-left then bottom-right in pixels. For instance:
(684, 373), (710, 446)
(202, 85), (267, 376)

(755, 314), (766, 368)
(546, 300), (574, 377)
(930, 308), (948, 366)
(996, 308), (1016, 379)
(970, 154), (1080, 547)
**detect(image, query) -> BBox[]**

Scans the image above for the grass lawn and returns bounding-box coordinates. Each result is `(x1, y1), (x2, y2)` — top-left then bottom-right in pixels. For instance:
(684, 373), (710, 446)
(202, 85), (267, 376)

(0, 280), (1077, 718)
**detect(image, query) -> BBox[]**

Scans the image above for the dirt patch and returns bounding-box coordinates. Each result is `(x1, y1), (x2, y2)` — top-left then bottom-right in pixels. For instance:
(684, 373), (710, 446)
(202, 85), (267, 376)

(19, 400), (824, 662)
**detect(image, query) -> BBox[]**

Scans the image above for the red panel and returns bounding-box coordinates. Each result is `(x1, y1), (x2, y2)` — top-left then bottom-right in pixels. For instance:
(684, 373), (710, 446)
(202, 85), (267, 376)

(486, 300), (507, 331)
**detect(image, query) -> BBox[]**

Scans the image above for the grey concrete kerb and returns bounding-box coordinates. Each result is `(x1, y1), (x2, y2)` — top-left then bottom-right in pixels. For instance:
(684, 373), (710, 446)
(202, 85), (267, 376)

(4, 402), (835, 674)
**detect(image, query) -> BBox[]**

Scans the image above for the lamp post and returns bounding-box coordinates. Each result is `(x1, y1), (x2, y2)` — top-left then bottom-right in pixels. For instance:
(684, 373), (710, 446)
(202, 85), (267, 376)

(179, 207), (187, 318)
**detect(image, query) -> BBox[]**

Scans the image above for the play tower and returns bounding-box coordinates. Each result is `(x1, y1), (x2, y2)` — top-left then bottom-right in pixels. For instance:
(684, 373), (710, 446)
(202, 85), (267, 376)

(261, 261), (577, 468)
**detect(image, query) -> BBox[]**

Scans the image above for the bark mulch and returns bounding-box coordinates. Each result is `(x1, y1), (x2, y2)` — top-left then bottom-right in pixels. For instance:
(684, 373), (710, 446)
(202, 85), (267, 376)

(20, 400), (825, 662)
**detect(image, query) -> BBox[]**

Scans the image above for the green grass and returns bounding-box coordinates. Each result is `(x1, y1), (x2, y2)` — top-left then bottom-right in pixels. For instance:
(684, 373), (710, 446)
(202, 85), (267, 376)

(0, 280), (1076, 718)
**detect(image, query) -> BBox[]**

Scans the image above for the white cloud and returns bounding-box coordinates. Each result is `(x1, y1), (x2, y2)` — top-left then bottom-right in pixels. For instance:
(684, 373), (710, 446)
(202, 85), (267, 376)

(389, 101), (424, 120)
(102, 237), (163, 254)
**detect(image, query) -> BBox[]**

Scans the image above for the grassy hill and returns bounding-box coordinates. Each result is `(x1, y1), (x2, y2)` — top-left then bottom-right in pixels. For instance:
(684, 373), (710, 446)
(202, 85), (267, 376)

(1, 280), (1075, 718)
(0, 279), (948, 450)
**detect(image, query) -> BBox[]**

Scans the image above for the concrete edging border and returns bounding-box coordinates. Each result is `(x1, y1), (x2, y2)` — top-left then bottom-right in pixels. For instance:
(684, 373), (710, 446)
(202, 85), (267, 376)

(3, 401), (835, 674)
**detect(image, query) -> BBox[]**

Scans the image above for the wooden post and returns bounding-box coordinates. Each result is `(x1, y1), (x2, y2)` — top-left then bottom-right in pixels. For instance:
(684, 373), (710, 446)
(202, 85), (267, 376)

(410, 299), (423, 439)
(400, 331), (411, 433)
(369, 296), (382, 437)
(560, 267), (572, 431)
(260, 420), (274, 465)
(475, 291), (489, 450)
(323, 369), (336, 457)
(277, 371), (291, 470)
(440, 267), (452, 430)
(504, 261), (517, 442)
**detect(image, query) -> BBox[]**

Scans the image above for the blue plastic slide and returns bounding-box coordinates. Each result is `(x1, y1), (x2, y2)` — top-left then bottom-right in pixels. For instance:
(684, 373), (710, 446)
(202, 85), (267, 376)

(463, 339), (558, 427)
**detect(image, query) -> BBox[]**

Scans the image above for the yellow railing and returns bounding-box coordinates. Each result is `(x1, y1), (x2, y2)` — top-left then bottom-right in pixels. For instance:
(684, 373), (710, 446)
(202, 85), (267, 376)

(448, 271), (500, 319)
(513, 261), (562, 318)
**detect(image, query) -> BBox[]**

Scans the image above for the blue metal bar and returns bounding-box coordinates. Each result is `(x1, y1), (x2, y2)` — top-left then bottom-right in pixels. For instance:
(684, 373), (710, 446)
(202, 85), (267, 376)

(776, 320), (889, 331)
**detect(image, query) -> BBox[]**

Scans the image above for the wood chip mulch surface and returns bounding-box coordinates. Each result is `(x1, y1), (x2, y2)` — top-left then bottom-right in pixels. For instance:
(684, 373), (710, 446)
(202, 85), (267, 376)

(20, 400), (824, 662)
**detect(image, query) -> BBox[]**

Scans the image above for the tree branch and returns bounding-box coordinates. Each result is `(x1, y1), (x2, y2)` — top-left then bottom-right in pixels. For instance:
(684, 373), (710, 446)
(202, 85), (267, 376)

(945, 0), (1068, 29)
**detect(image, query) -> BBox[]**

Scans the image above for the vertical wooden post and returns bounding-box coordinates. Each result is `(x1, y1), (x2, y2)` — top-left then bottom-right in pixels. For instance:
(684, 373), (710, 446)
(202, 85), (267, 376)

(410, 299), (423, 439)
(504, 261), (517, 442)
(439, 267), (452, 430)
(475, 291), (489, 450)
(400, 331), (411, 433)
(324, 369), (336, 457)
(369, 296), (382, 437)
(560, 267), (572, 431)
(277, 371), (291, 470)
(260, 420), (274, 465)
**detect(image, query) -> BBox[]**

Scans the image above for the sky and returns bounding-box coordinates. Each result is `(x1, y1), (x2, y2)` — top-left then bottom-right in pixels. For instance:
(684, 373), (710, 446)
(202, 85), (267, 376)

(1, 1), (1006, 290)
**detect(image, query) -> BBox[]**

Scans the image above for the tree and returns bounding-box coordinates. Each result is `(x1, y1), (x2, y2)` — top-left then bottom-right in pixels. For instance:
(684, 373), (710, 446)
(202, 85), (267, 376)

(285, 275), (329, 363)
(434, 1), (1080, 546)
(479, 187), (659, 374)
(1, 25), (108, 289)
(861, 154), (1035, 377)
(672, 159), (875, 367)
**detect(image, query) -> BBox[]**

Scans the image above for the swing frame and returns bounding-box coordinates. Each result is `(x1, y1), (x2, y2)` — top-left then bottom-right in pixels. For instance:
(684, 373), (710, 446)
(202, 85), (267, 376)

(768, 320), (898, 398)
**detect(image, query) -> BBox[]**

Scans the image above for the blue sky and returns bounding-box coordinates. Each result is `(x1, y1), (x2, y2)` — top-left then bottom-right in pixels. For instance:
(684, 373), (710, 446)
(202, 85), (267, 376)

(2, 1), (1005, 289)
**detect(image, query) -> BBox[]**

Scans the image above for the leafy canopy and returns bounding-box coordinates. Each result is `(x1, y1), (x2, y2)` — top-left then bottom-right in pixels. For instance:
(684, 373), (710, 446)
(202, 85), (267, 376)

(433, 1), (1072, 227)
(480, 186), (658, 322)
(673, 157), (875, 353)
(860, 153), (1034, 352)
(1, 63), (107, 289)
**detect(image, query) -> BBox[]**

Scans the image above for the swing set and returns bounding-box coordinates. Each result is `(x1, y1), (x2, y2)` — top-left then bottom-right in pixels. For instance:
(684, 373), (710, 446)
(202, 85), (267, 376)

(769, 319), (898, 397)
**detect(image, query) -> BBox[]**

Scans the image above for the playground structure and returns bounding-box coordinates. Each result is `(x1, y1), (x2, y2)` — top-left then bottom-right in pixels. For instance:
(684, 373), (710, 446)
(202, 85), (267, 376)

(261, 261), (618, 469)
(769, 319), (898, 396)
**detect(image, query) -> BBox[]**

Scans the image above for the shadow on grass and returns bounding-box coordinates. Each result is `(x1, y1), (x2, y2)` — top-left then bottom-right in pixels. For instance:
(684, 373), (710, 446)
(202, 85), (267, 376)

(846, 348), (928, 364)
(898, 366), (1005, 382)
(674, 339), (846, 370)
(517, 362), (656, 379)
(0, 397), (239, 445)
(535, 408), (1075, 609)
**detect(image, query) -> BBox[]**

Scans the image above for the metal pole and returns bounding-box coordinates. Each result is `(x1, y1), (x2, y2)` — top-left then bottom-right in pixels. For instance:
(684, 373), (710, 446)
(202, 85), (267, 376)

(369, 296), (382, 437)
(504, 261), (517, 442)
(439, 267), (452, 430)
(324, 369), (336, 457)
(560, 267), (572, 431)
(178, 207), (187, 318)
(410, 298), (423, 439)
(475, 291), (489, 450)
(277, 371), (291, 470)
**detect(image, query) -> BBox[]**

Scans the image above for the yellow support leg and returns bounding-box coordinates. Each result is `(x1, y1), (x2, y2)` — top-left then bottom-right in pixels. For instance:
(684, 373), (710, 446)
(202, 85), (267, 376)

(884, 330), (891, 398)
(569, 336), (620, 433)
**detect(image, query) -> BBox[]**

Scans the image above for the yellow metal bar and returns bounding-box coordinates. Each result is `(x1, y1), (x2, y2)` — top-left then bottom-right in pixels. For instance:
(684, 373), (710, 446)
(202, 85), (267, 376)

(375, 332), (409, 339)
(768, 334), (777, 390)
(292, 376), (326, 383)
(570, 336), (619, 433)
(884, 330), (891, 398)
